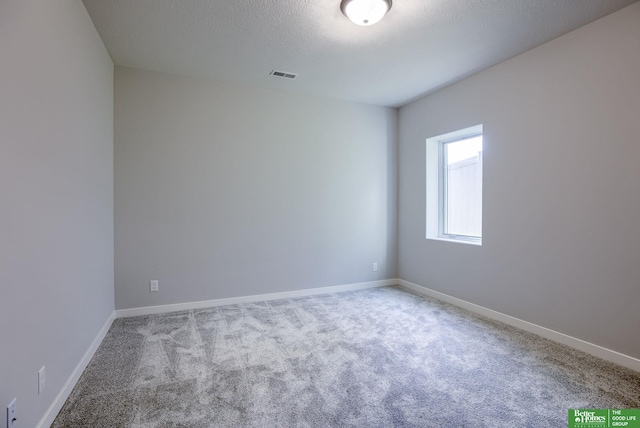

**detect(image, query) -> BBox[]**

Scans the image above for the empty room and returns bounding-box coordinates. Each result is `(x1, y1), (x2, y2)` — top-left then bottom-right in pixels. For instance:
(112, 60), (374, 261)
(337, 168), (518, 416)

(1, 0), (640, 427)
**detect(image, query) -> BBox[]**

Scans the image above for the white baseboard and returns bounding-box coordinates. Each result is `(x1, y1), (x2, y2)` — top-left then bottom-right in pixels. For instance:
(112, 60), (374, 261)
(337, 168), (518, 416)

(37, 311), (116, 428)
(116, 279), (397, 318)
(398, 279), (640, 373)
(41, 277), (636, 428)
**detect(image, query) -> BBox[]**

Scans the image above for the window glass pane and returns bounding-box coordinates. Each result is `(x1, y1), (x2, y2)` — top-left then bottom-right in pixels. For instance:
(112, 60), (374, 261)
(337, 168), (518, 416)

(444, 136), (482, 238)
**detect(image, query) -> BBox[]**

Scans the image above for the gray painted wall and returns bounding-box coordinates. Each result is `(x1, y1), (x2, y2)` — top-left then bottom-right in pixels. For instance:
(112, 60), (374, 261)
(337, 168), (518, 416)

(0, 1), (114, 427)
(114, 67), (398, 310)
(398, 3), (640, 360)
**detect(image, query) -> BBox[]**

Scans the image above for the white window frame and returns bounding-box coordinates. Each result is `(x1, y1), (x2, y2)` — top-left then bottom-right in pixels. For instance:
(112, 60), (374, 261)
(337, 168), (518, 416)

(426, 124), (483, 245)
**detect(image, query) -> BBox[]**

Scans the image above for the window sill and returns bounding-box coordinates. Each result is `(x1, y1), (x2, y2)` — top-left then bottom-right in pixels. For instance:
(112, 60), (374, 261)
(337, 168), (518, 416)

(426, 236), (482, 246)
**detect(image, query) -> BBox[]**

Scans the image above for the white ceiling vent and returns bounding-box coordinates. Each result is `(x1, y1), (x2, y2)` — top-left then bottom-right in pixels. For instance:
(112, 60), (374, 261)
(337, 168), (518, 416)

(270, 70), (297, 79)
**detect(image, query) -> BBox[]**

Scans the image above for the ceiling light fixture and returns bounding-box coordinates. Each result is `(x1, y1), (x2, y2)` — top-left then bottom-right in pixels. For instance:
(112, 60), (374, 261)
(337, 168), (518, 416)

(340, 0), (392, 26)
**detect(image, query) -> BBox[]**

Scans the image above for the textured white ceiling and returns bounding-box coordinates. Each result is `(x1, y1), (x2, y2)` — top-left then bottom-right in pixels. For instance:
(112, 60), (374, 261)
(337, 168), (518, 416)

(82, 0), (637, 107)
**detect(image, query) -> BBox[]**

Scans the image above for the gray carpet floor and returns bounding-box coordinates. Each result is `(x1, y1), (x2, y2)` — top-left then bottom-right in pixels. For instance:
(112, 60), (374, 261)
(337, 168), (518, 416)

(53, 286), (640, 427)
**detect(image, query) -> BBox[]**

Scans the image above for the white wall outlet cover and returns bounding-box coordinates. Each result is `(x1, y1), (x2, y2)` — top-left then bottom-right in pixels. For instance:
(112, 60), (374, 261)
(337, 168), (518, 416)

(7, 398), (17, 428)
(150, 280), (159, 292)
(373, 263), (378, 272)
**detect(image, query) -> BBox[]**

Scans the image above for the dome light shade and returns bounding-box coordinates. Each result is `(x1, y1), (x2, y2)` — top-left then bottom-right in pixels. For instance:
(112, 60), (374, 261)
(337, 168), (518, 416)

(340, 0), (392, 26)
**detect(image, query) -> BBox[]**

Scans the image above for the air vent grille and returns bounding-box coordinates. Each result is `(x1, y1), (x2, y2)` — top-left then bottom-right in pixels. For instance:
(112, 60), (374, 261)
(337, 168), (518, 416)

(270, 70), (297, 79)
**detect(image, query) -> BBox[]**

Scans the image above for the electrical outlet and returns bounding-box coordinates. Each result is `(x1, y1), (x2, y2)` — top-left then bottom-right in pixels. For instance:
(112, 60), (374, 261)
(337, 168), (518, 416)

(38, 366), (46, 394)
(372, 262), (378, 272)
(7, 398), (17, 428)
(150, 280), (159, 292)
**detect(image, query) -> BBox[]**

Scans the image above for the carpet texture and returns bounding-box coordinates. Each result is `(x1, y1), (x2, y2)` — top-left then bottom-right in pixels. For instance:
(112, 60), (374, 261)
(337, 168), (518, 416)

(53, 286), (640, 427)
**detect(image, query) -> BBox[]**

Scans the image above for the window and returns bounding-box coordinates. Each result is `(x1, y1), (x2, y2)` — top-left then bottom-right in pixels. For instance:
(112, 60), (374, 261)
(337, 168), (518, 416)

(426, 125), (483, 245)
